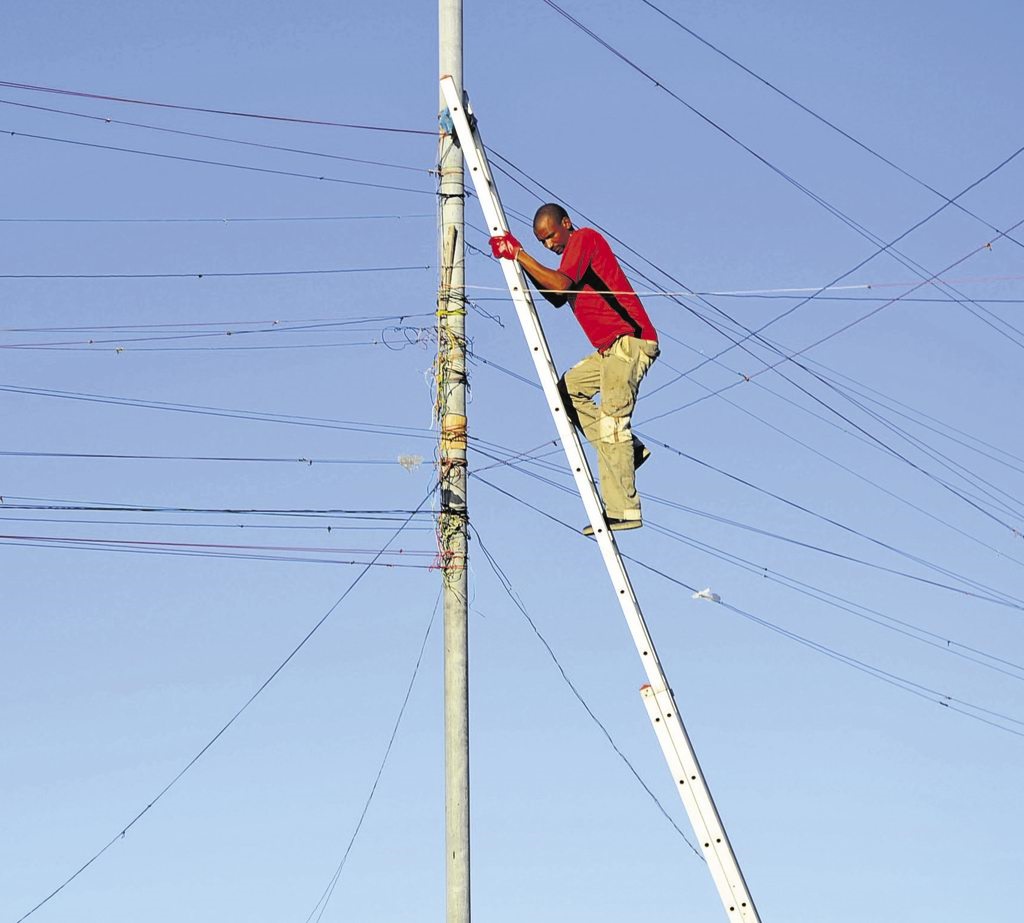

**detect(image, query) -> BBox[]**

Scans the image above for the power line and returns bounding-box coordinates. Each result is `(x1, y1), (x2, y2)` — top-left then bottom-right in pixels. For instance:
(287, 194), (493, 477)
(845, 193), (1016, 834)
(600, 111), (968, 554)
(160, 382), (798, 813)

(0, 98), (431, 173)
(1, 128), (434, 195)
(304, 593), (439, 923)
(13, 487), (437, 923)
(470, 442), (1024, 679)
(470, 524), (703, 858)
(473, 475), (1024, 739)
(0, 213), (435, 224)
(634, 0), (1024, 252)
(0, 79), (434, 135)
(470, 345), (1024, 576)
(0, 262), (431, 280)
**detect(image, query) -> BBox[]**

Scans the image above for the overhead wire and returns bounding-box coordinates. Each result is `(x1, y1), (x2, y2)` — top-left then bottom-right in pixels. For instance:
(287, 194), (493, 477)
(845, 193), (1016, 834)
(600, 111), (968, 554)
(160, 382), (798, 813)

(472, 475), (1024, 739)
(0, 98), (432, 173)
(466, 443), (1024, 684)
(469, 437), (1024, 612)
(304, 592), (439, 923)
(634, 0), (1024, 252)
(469, 346), (1024, 579)
(470, 524), (703, 859)
(0, 213), (435, 224)
(486, 151), (1024, 538)
(0, 262), (431, 280)
(1, 127), (436, 195)
(0, 79), (435, 135)
(13, 485), (437, 923)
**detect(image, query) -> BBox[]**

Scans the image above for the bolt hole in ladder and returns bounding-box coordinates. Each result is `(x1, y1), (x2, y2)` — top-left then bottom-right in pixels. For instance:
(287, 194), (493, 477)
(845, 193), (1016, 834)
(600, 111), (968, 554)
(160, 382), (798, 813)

(440, 76), (761, 922)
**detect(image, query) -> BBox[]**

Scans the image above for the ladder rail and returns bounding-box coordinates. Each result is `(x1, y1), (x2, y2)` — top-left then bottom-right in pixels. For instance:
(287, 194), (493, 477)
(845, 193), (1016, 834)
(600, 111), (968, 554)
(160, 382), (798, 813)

(440, 77), (761, 923)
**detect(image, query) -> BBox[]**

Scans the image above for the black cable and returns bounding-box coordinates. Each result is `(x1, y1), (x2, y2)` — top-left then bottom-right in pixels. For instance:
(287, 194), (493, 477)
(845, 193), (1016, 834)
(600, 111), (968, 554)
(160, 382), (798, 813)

(0, 98), (430, 174)
(304, 592), (440, 923)
(473, 475), (1024, 739)
(0, 79), (435, 135)
(1, 128), (434, 195)
(470, 524), (703, 859)
(635, 0), (1024, 252)
(0, 262), (430, 280)
(14, 486), (438, 923)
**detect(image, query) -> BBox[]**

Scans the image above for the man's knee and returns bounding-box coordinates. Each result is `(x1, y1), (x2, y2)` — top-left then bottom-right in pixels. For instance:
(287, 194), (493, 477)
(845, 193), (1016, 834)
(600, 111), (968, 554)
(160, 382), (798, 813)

(598, 412), (632, 444)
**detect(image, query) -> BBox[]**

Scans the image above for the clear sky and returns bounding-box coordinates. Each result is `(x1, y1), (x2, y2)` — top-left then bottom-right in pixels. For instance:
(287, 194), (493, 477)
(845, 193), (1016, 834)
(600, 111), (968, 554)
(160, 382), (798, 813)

(3, 2), (1023, 922)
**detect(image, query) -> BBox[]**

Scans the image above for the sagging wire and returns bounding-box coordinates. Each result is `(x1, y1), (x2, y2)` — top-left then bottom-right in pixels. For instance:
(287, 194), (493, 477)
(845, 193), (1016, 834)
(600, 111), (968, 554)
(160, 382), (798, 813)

(471, 523), (703, 860)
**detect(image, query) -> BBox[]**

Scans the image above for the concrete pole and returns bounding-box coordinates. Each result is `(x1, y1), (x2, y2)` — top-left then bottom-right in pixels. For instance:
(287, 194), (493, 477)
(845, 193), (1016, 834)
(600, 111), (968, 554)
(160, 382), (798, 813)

(437, 3), (469, 922)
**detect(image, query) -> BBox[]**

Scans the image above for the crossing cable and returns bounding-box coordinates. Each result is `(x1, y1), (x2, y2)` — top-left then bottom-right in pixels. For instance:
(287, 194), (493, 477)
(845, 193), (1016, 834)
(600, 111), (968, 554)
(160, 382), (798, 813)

(0, 128), (434, 195)
(470, 343), (1024, 579)
(0, 98), (430, 174)
(639, 335), (1024, 543)
(487, 27), (1024, 377)
(799, 355), (1024, 478)
(635, 0), (1024, 252)
(473, 335), (1024, 546)
(470, 448), (1024, 680)
(0, 312), (436, 334)
(627, 222), (1024, 536)
(539, 0), (1024, 336)
(0, 79), (435, 135)
(493, 134), (1024, 404)
(12, 486), (437, 923)
(474, 475), (1024, 740)
(0, 263), (432, 280)
(303, 592), (440, 923)
(470, 441), (1024, 613)
(0, 213), (435, 224)
(0, 538), (433, 569)
(641, 515), (1024, 683)
(470, 524), (703, 859)
(0, 496), (435, 518)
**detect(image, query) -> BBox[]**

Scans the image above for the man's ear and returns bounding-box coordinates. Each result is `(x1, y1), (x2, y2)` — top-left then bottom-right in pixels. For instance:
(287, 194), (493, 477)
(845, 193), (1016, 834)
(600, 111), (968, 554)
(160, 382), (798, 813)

(562, 216), (573, 230)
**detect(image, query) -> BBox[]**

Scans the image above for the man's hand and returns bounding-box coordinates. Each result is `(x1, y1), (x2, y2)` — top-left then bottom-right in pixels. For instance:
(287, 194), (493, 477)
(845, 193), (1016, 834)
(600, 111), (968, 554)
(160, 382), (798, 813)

(489, 232), (522, 261)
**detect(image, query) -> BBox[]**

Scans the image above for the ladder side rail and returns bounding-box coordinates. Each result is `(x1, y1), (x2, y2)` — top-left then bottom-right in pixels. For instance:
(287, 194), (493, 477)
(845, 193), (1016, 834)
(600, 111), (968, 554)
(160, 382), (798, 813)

(440, 77), (761, 923)
(642, 686), (760, 920)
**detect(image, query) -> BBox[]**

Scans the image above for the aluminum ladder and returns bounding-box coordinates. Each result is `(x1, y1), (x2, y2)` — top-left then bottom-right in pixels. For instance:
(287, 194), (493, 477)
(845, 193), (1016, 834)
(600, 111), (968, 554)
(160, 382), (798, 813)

(440, 76), (761, 923)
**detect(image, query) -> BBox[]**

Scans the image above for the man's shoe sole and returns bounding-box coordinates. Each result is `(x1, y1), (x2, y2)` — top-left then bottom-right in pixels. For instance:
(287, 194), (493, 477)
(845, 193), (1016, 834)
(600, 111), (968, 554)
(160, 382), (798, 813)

(583, 518), (643, 537)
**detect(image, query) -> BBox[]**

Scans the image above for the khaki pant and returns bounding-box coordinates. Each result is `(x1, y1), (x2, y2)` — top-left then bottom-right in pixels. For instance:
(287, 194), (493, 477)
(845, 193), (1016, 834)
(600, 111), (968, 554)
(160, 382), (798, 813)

(558, 336), (660, 520)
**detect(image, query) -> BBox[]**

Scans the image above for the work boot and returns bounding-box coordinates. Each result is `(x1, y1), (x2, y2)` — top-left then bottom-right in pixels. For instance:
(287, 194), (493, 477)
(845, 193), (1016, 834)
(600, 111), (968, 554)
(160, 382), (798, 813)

(583, 516), (643, 537)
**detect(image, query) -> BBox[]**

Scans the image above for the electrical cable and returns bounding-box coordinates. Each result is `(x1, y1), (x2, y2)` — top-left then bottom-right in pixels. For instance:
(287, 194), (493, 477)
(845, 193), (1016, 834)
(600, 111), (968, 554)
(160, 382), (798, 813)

(0, 263), (431, 280)
(0, 79), (435, 135)
(1, 127), (435, 195)
(0, 98), (431, 174)
(634, 0), (1024, 252)
(304, 592), (440, 923)
(0, 213), (435, 224)
(470, 524), (703, 859)
(472, 475), (1024, 739)
(13, 485), (437, 923)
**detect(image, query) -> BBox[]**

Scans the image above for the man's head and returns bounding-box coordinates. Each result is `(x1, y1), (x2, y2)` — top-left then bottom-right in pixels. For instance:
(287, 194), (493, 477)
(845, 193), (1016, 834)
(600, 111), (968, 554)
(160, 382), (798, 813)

(533, 203), (574, 255)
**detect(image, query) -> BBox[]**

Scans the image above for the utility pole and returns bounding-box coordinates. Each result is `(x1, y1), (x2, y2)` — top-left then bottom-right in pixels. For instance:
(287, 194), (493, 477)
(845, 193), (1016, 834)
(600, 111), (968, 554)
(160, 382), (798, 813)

(437, 2), (469, 922)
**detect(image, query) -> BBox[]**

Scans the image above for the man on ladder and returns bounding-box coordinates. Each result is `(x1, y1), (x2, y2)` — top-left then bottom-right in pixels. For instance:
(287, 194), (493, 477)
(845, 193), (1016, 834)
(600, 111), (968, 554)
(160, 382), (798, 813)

(490, 204), (660, 534)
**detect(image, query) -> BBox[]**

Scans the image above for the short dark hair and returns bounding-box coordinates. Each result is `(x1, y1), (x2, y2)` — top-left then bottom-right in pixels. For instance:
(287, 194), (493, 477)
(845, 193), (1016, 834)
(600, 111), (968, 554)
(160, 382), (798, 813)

(533, 203), (569, 227)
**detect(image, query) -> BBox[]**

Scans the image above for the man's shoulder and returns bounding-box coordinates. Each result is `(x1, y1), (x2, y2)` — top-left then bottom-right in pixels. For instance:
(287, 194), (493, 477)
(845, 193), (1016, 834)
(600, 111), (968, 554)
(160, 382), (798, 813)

(575, 226), (607, 244)
(566, 226), (610, 258)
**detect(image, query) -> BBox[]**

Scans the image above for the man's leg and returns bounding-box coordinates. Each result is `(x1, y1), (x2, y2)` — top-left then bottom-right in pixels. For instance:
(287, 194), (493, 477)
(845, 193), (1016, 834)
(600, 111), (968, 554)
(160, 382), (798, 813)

(595, 337), (659, 521)
(558, 350), (603, 445)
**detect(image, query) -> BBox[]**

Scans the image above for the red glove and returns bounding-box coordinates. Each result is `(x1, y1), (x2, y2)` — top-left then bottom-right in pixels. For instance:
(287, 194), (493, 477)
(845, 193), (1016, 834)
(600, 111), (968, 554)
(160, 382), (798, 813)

(489, 232), (522, 261)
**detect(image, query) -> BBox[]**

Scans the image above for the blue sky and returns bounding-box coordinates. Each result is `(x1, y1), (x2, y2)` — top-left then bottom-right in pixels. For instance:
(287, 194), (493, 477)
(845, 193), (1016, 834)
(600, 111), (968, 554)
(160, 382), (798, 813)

(3, 2), (1023, 921)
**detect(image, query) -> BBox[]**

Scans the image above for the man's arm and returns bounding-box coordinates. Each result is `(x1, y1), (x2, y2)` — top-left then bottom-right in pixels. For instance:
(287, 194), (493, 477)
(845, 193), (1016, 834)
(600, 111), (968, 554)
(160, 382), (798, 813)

(490, 232), (573, 307)
(516, 251), (572, 307)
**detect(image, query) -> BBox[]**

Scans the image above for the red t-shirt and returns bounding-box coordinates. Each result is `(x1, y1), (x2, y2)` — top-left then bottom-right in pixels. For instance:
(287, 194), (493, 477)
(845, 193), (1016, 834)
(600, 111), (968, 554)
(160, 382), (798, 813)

(557, 227), (657, 351)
